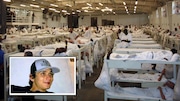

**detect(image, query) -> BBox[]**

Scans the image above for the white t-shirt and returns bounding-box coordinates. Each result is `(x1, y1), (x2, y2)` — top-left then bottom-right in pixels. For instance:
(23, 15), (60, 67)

(69, 32), (78, 41)
(116, 32), (132, 48)
(84, 29), (92, 39)
(132, 50), (172, 60)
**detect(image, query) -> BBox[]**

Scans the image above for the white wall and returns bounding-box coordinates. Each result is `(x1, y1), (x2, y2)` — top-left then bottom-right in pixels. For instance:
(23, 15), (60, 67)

(79, 14), (149, 27)
(28, 11), (66, 28)
(9, 1), (180, 31)
(79, 16), (91, 27)
(149, 1), (180, 31)
(11, 7), (149, 28)
(172, 13), (180, 31)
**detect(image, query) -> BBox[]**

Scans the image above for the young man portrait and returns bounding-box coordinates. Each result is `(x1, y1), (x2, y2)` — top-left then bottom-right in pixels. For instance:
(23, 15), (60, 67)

(11, 58), (60, 93)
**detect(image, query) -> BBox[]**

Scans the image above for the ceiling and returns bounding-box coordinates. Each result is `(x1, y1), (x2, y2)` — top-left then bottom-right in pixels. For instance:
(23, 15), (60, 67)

(4, 0), (173, 16)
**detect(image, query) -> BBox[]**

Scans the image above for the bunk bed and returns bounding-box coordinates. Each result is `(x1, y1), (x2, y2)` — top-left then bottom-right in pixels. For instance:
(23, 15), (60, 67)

(102, 58), (180, 101)
(132, 37), (154, 41)
(132, 40), (157, 44)
(128, 43), (162, 49)
(95, 39), (180, 100)
(112, 48), (162, 54)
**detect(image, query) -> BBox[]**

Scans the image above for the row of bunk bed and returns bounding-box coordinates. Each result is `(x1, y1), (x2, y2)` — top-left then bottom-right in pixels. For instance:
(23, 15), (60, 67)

(143, 26), (180, 54)
(95, 27), (180, 101)
(3, 27), (117, 101)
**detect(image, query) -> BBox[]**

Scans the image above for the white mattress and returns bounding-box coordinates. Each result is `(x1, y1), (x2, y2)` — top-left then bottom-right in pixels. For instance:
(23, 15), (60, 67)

(113, 48), (162, 54)
(132, 38), (153, 41)
(129, 44), (162, 49)
(132, 40), (157, 44)
(111, 72), (167, 83)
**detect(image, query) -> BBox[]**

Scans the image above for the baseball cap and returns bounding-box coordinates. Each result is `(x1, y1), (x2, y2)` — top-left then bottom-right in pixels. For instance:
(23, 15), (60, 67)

(30, 59), (60, 74)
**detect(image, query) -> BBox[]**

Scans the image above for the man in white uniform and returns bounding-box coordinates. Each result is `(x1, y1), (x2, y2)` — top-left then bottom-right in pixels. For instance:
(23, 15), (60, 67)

(84, 27), (92, 39)
(116, 29), (132, 48)
(67, 28), (80, 44)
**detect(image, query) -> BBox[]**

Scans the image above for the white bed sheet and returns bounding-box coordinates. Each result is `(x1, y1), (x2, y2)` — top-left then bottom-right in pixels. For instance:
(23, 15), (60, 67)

(129, 44), (162, 49)
(111, 72), (167, 82)
(132, 38), (154, 41)
(132, 40), (157, 44)
(106, 88), (170, 101)
(113, 48), (162, 54)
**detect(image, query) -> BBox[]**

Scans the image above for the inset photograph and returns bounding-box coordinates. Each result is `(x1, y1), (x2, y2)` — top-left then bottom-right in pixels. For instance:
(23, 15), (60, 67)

(9, 57), (76, 95)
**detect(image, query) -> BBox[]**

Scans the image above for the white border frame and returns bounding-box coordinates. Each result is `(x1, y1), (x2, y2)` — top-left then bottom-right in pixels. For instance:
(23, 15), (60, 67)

(9, 56), (76, 96)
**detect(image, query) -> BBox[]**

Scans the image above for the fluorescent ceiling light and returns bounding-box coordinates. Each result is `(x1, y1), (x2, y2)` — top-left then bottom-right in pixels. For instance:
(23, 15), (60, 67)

(96, 7), (100, 10)
(135, 1), (138, 5)
(72, 12), (75, 14)
(62, 10), (67, 13)
(41, 8), (44, 10)
(82, 7), (90, 9)
(55, 10), (60, 13)
(20, 4), (26, 7)
(86, 3), (92, 6)
(30, 4), (40, 8)
(66, 4), (72, 7)
(66, 13), (70, 15)
(76, 10), (81, 12)
(101, 8), (112, 12)
(99, 3), (103, 6)
(50, 4), (58, 7)
(134, 6), (137, 9)
(49, 8), (56, 11)
(3, 0), (11, 2)
(123, 2), (126, 5)
(84, 10), (88, 12)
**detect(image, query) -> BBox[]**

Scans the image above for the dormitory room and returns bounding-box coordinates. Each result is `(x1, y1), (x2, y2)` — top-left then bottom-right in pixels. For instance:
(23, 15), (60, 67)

(1, 0), (180, 101)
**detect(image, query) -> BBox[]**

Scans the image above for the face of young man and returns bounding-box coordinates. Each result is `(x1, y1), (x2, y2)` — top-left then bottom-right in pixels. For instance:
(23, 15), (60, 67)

(30, 68), (54, 92)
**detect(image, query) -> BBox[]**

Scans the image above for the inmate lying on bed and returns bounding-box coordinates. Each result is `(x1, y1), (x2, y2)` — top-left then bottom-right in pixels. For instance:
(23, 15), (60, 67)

(107, 79), (175, 100)
(110, 49), (179, 71)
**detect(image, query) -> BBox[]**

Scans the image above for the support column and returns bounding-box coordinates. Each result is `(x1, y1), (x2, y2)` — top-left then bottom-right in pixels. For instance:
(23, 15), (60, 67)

(166, 1), (173, 30)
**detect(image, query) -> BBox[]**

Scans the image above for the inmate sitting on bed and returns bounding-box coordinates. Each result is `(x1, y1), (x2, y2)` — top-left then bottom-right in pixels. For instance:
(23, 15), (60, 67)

(116, 28), (132, 48)
(114, 78), (176, 100)
(66, 28), (85, 44)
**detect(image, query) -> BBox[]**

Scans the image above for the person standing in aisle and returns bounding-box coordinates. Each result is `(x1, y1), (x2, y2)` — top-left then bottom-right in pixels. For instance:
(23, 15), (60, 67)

(0, 44), (5, 99)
